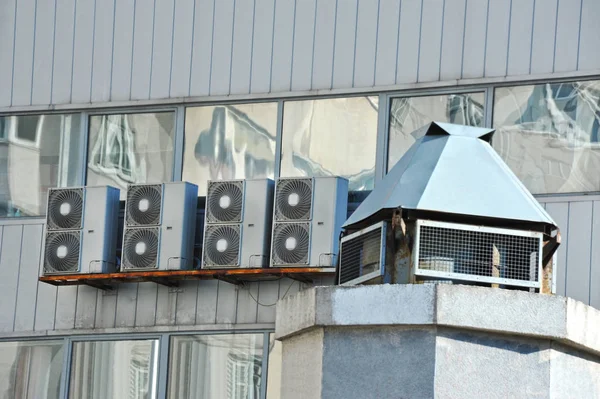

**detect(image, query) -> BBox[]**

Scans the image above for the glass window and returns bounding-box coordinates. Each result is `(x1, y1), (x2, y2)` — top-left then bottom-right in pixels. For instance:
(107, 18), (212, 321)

(87, 112), (176, 198)
(493, 81), (600, 194)
(183, 103), (278, 195)
(387, 93), (485, 170)
(0, 114), (82, 217)
(265, 334), (281, 399)
(280, 97), (378, 191)
(168, 333), (264, 399)
(0, 340), (64, 399)
(69, 339), (159, 399)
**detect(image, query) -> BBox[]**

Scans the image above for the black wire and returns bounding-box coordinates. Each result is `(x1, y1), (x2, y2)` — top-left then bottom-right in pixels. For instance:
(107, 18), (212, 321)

(245, 279), (298, 307)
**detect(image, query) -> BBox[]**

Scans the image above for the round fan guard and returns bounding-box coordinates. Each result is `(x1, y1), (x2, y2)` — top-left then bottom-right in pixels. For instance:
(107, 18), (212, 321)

(123, 228), (159, 269)
(44, 232), (81, 273)
(203, 225), (241, 266)
(47, 189), (84, 230)
(207, 181), (244, 223)
(272, 223), (310, 265)
(126, 185), (162, 226)
(276, 179), (312, 221)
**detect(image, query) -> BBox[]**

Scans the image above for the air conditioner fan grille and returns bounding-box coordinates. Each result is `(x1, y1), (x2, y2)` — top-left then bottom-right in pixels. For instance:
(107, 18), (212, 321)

(272, 222), (310, 265)
(206, 181), (244, 223)
(44, 231), (81, 274)
(122, 227), (160, 270)
(126, 185), (162, 226)
(47, 188), (84, 230)
(275, 179), (312, 221)
(203, 225), (241, 267)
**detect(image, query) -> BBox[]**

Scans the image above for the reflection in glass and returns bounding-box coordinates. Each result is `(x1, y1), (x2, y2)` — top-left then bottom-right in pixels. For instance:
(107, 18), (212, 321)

(0, 340), (64, 399)
(0, 114), (82, 217)
(493, 81), (600, 194)
(183, 103), (278, 195)
(387, 93), (485, 170)
(168, 333), (264, 399)
(265, 334), (281, 399)
(69, 340), (158, 399)
(280, 97), (378, 191)
(87, 113), (175, 198)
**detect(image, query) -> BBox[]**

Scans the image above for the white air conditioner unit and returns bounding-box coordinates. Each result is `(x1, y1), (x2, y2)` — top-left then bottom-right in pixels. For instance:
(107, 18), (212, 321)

(413, 219), (543, 289)
(202, 179), (274, 269)
(338, 221), (389, 286)
(271, 177), (348, 267)
(42, 186), (120, 275)
(121, 182), (198, 271)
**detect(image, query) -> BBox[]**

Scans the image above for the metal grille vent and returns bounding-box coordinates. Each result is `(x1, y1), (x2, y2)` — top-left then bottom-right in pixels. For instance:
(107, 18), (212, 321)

(122, 227), (160, 270)
(415, 220), (542, 288)
(47, 188), (84, 230)
(203, 224), (241, 267)
(206, 181), (244, 223)
(271, 222), (310, 266)
(126, 185), (162, 226)
(44, 231), (81, 274)
(275, 179), (313, 221)
(339, 223), (385, 285)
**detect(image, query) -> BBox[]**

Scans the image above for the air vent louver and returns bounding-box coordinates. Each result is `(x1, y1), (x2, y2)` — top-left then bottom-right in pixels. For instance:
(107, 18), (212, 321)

(202, 224), (241, 267)
(122, 227), (160, 269)
(271, 222), (310, 265)
(47, 188), (84, 230)
(275, 179), (312, 221)
(206, 181), (244, 223)
(44, 231), (81, 274)
(339, 223), (385, 285)
(126, 185), (162, 226)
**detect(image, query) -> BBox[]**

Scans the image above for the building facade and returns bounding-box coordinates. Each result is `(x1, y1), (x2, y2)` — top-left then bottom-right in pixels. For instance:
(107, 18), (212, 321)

(0, 0), (599, 397)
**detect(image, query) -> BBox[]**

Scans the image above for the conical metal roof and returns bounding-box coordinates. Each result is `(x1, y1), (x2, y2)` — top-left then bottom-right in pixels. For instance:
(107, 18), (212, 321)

(344, 122), (557, 230)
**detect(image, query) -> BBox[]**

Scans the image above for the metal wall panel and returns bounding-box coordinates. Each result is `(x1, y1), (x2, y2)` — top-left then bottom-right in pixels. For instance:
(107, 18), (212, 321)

(31, 0), (56, 105)
(578, 0), (600, 71)
(209, 0), (235, 96)
(460, 0), (487, 79)
(483, 0), (511, 77)
(395, 0), (421, 84)
(0, 226), (19, 332)
(331, 0), (358, 88)
(439, 0), (466, 81)
(70, 0), (95, 104)
(553, 0), (582, 73)
(51, 0), (77, 104)
(229, 0), (255, 94)
(11, 0), (36, 106)
(374, 0), (401, 87)
(250, 0), (276, 93)
(564, 201), (592, 304)
(110, 0), (136, 101)
(270, 0), (295, 92)
(129, 0), (155, 100)
(506, 0), (535, 76)
(291, 0), (317, 91)
(13, 225), (43, 332)
(417, 0), (444, 82)
(169, 0), (195, 98)
(311, 0), (337, 90)
(188, 0), (215, 97)
(149, 0), (176, 99)
(529, 0), (558, 75)
(90, 0), (115, 103)
(591, 202), (600, 310)
(544, 202), (570, 297)
(0, 0), (16, 107)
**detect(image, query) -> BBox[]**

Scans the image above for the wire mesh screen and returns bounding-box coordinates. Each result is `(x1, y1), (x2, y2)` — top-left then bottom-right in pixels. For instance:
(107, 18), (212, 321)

(416, 221), (541, 287)
(339, 224), (384, 285)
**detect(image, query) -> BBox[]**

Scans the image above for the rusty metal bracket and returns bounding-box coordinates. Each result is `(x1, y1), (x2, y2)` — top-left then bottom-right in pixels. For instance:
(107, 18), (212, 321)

(81, 280), (114, 291)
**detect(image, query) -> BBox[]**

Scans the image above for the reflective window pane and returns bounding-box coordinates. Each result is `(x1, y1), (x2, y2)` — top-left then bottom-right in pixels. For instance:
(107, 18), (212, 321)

(0, 340), (64, 399)
(281, 97), (378, 191)
(387, 93), (485, 170)
(0, 114), (82, 217)
(183, 103), (278, 195)
(69, 340), (158, 399)
(87, 112), (175, 198)
(493, 81), (600, 194)
(168, 333), (264, 399)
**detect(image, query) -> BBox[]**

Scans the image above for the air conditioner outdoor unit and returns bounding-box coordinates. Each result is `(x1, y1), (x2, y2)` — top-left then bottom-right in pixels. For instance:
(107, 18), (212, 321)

(338, 221), (390, 286)
(271, 176), (348, 267)
(202, 179), (274, 269)
(121, 182), (198, 271)
(42, 186), (120, 275)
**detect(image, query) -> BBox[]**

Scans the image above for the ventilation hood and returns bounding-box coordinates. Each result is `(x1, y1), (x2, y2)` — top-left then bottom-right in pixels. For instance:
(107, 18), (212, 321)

(344, 122), (557, 233)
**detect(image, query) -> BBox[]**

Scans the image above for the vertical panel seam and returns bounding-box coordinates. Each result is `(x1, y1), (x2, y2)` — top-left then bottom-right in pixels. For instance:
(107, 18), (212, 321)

(32, 225), (44, 331)
(254, 282), (260, 324)
(113, 286), (120, 327)
(372, 0), (381, 86)
(415, 0), (424, 82)
(89, 0), (98, 102)
(72, 286), (79, 329)
(289, 0), (298, 91)
(148, 0), (158, 99)
(11, 227), (24, 331)
(268, 0), (277, 92)
(310, 0), (319, 90)
(248, 0), (257, 93)
(133, 283), (141, 326)
(552, 0), (560, 73)
(505, 0), (513, 76)
(69, 0), (78, 103)
(30, 0), (39, 105)
(213, 280), (220, 323)
(168, 0), (178, 97)
(129, 0), (138, 99)
(351, 0), (360, 87)
(108, 0), (118, 101)
(393, 0), (402, 84)
(92, 291), (100, 328)
(565, 203), (571, 295)
(329, 0), (339, 89)
(528, 0), (537, 74)
(194, 281), (200, 324)
(575, 0), (583, 70)
(50, 0), (58, 104)
(482, 0), (490, 77)
(589, 201), (594, 304)
(208, 0), (217, 95)
(438, 0), (447, 81)
(228, 0), (238, 95)
(459, 0), (468, 79)
(10, 0), (18, 106)
(187, 0), (197, 96)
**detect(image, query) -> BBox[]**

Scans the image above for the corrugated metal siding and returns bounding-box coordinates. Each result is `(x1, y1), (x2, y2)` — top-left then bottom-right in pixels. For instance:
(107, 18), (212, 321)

(0, 218), (301, 336)
(1, 0), (598, 108)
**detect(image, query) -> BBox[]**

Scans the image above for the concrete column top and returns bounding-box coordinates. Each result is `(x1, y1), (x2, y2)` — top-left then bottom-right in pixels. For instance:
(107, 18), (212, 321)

(275, 284), (600, 355)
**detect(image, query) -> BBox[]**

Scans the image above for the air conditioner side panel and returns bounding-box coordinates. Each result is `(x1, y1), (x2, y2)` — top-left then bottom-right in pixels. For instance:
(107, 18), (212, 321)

(240, 179), (274, 268)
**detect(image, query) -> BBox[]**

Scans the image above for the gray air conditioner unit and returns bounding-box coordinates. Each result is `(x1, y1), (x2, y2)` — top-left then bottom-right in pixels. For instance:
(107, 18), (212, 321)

(271, 177), (348, 268)
(413, 219), (543, 289)
(42, 186), (120, 275)
(122, 182), (198, 271)
(339, 221), (389, 286)
(202, 179), (274, 269)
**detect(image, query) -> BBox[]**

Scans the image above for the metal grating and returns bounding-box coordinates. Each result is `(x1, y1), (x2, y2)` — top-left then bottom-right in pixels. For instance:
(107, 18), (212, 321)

(202, 224), (242, 268)
(206, 180), (244, 224)
(46, 188), (84, 230)
(339, 222), (386, 285)
(44, 230), (82, 274)
(122, 227), (160, 270)
(415, 220), (542, 288)
(126, 184), (163, 227)
(275, 178), (313, 221)
(271, 222), (311, 266)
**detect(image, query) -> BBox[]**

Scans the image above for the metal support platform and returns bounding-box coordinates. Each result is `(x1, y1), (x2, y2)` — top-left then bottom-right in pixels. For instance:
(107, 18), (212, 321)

(39, 268), (336, 290)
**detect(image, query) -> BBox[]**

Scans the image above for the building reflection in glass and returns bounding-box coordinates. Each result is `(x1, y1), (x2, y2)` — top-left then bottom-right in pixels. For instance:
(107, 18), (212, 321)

(183, 103), (278, 195)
